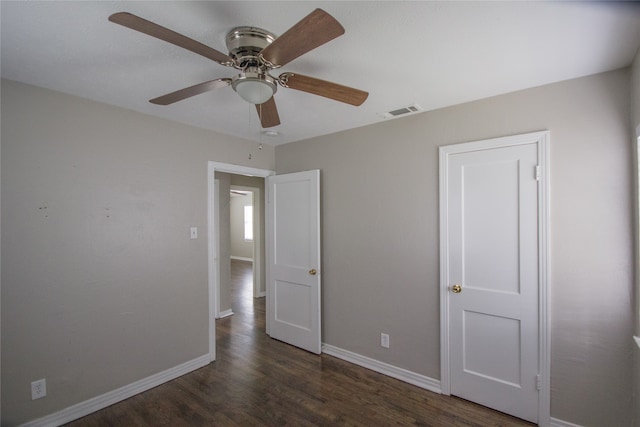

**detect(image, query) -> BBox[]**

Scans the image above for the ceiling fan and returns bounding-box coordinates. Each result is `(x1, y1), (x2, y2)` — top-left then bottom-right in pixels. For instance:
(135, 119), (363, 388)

(108, 9), (369, 128)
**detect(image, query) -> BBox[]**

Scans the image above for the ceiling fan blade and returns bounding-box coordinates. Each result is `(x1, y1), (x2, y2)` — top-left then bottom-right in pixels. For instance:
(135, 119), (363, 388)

(255, 97), (281, 128)
(260, 9), (344, 67)
(280, 73), (368, 106)
(109, 12), (234, 66)
(150, 78), (231, 105)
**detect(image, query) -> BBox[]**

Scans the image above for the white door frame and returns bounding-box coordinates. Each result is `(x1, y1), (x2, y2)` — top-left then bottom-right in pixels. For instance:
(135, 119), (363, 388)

(438, 131), (550, 424)
(208, 161), (275, 362)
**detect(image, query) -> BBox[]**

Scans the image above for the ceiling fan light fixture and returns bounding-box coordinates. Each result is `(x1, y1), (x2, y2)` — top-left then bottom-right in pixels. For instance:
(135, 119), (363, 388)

(232, 70), (277, 105)
(110, 9), (367, 128)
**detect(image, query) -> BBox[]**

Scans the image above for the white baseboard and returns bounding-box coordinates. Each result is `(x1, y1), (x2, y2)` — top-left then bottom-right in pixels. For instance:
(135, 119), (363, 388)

(255, 291), (266, 298)
(218, 309), (234, 318)
(230, 256), (253, 262)
(14, 342), (587, 427)
(321, 344), (585, 427)
(321, 344), (441, 394)
(549, 417), (584, 427)
(21, 354), (210, 427)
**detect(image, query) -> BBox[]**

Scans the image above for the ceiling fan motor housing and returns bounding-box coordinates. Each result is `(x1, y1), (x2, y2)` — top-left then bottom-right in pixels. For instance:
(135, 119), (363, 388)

(226, 26), (276, 68)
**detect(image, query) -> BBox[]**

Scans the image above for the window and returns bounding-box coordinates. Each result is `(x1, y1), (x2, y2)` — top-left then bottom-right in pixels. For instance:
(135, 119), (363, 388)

(244, 205), (253, 241)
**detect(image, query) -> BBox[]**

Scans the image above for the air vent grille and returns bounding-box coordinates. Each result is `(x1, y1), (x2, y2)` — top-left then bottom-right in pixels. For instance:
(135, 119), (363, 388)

(381, 104), (423, 119)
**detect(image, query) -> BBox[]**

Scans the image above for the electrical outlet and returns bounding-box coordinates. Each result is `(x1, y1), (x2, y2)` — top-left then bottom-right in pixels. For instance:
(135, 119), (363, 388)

(190, 226), (198, 239)
(381, 333), (390, 349)
(31, 378), (46, 400)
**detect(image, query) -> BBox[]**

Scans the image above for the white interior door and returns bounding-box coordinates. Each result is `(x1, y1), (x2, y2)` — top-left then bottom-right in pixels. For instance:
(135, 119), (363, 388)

(267, 170), (321, 354)
(441, 134), (547, 424)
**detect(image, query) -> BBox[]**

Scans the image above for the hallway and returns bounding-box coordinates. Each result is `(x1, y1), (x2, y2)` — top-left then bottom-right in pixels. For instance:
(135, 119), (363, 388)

(218, 259), (266, 344)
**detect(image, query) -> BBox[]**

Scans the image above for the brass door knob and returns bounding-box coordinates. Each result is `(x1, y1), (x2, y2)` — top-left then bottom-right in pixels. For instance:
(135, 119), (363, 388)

(309, 269), (317, 276)
(451, 284), (462, 293)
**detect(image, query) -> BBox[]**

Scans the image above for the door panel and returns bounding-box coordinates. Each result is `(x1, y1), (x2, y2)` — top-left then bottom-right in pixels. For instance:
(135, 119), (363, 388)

(463, 159), (520, 293)
(274, 179), (311, 268)
(464, 311), (521, 386)
(267, 170), (321, 354)
(274, 279), (313, 329)
(446, 143), (539, 423)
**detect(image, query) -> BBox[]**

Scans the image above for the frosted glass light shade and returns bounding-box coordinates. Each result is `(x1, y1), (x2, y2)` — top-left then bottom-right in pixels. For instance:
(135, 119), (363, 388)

(234, 79), (274, 104)
(231, 69), (278, 105)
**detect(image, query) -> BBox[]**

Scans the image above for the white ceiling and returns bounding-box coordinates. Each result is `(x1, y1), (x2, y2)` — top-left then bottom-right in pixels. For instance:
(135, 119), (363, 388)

(2, 1), (640, 146)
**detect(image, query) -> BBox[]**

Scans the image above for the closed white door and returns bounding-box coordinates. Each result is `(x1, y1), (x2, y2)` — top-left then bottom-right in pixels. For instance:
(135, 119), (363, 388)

(441, 136), (545, 423)
(267, 170), (321, 354)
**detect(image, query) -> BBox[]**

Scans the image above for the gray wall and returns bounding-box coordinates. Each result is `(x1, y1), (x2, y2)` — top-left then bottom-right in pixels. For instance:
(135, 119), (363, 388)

(633, 49), (640, 132)
(276, 69), (634, 426)
(1, 79), (274, 425)
(230, 193), (253, 260)
(631, 49), (640, 427)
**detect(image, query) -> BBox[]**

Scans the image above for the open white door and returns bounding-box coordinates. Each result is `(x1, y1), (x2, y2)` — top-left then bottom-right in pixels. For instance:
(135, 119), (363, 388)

(267, 170), (321, 354)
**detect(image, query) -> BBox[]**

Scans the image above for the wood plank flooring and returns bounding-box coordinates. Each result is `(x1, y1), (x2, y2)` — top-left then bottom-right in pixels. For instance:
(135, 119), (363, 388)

(66, 260), (533, 426)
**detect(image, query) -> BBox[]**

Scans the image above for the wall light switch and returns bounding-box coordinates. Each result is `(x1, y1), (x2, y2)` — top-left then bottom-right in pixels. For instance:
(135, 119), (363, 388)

(190, 227), (198, 239)
(381, 333), (390, 348)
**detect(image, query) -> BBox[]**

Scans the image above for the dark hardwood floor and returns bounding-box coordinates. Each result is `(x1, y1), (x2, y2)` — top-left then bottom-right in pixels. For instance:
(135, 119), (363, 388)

(66, 260), (533, 426)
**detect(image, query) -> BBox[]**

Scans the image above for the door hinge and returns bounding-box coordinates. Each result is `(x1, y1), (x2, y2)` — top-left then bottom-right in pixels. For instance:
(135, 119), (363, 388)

(534, 165), (540, 181)
(536, 374), (541, 390)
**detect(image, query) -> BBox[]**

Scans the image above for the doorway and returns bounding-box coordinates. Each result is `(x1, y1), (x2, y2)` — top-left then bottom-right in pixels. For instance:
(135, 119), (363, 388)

(230, 185), (263, 300)
(439, 131), (550, 424)
(208, 162), (322, 359)
(207, 162), (275, 362)
(215, 183), (262, 318)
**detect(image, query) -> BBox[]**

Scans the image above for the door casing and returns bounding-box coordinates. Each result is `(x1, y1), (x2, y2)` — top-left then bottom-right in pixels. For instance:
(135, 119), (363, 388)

(207, 162), (275, 362)
(438, 131), (550, 425)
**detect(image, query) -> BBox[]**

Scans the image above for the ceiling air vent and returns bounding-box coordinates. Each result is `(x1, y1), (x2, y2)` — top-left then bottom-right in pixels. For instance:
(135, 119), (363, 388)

(381, 104), (423, 119)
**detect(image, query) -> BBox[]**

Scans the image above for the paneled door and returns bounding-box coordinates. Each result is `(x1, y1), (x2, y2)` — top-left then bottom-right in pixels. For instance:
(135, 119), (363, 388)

(267, 170), (321, 354)
(440, 132), (549, 423)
